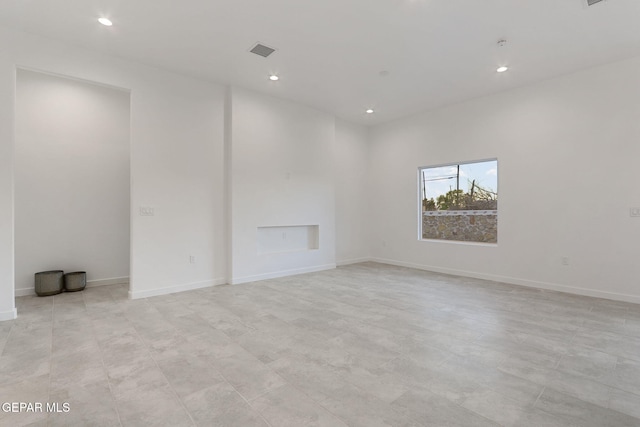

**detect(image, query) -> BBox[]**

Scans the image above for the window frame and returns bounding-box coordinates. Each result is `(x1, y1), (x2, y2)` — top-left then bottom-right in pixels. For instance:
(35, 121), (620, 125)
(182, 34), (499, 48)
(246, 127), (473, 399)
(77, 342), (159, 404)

(417, 158), (498, 244)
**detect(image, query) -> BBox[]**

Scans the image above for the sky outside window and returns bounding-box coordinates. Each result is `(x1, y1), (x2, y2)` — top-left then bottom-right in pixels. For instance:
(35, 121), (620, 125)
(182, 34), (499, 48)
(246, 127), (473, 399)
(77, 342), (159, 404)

(421, 160), (497, 205)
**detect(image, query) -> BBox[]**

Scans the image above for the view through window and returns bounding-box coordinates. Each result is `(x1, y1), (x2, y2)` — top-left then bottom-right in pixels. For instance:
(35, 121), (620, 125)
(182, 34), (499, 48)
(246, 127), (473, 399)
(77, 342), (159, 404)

(420, 159), (498, 243)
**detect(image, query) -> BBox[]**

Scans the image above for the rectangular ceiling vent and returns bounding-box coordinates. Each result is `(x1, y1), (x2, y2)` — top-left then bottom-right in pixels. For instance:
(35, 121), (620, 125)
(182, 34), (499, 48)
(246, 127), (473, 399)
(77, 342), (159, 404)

(249, 43), (276, 58)
(587, 0), (604, 5)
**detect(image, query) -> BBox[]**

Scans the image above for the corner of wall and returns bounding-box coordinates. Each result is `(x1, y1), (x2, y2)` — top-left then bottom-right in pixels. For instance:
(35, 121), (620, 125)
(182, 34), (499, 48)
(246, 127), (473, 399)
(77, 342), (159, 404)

(0, 307), (17, 322)
(223, 86), (233, 284)
(0, 61), (16, 321)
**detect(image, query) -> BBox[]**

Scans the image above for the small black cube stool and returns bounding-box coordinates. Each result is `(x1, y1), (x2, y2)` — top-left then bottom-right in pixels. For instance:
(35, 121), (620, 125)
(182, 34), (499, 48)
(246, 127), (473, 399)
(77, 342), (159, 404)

(64, 271), (87, 292)
(35, 270), (64, 296)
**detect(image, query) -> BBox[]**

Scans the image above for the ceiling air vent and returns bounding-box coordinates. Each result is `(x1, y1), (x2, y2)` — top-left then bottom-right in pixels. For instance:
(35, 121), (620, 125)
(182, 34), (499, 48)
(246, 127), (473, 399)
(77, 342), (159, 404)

(249, 43), (276, 58)
(587, 0), (604, 5)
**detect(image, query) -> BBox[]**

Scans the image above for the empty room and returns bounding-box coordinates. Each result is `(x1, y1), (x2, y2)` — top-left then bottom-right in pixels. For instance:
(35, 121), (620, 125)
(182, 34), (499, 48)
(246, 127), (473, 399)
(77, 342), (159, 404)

(1, 0), (640, 426)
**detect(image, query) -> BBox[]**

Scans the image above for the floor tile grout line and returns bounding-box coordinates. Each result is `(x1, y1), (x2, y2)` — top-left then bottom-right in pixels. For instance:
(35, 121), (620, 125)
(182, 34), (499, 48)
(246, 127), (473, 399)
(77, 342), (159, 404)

(227, 332), (366, 427)
(533, 392), (605, 426)
(532, 385), (545, 408)
(605, 385), (614, 411)
(267, 368), (372, 427)
(534, 376), (640, 415)
(0, 315), (16, 360)
(46, 296), (54, 427)
(548, 358), (640, 402)
(530, 386), (609, 427)
(130, 319), (198, 427)
(203, 361), (276, 427)
(88, 299), (125, 427)
(606, 381), (640, 398)
(452, 395), (515, 427)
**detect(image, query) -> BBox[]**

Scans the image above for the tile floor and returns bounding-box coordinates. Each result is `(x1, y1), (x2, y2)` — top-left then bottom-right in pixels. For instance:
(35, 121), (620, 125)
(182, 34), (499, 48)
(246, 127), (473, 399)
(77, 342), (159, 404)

(1, 262), (640, 426)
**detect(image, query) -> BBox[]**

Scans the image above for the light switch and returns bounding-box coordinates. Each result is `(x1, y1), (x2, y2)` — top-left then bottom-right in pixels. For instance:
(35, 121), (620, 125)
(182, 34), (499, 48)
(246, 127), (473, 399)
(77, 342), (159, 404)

(631, 207), (640, 217)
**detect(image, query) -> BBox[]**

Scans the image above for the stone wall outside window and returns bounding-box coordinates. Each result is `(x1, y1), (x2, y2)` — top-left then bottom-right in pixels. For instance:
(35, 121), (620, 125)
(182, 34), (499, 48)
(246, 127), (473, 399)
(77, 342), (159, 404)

(422, 210), (497, 243)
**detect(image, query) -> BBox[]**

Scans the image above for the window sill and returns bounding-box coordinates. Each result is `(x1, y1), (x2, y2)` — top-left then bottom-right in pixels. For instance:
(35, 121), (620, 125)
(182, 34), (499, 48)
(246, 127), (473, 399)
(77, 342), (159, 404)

(419, 238), (498, 247)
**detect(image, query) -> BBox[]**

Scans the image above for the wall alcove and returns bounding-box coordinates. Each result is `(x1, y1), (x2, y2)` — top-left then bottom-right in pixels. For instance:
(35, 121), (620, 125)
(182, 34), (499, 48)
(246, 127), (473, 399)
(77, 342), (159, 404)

(14, 69), (131, 296)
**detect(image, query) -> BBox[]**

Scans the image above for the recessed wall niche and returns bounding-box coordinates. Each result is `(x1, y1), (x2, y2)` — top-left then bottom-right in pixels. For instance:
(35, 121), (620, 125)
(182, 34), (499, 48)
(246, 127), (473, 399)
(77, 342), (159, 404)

(14, 69), (131, 295)
(257, 225), (319, 254)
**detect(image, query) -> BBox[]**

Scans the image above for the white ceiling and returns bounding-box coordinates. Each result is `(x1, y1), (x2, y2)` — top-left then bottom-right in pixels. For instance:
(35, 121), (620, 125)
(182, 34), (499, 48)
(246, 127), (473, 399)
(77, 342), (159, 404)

(1, 0), (639, 125)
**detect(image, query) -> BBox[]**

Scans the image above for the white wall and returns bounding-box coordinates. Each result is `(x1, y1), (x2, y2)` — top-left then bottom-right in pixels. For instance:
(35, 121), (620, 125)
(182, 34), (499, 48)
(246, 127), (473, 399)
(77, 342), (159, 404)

(0, 27), (227, 309)
(14, 70), (130, 295)
(129, 72), (225, 298)
(229, 87), (336, 283)
(0, 44), (16, 320)
(368, 56), (640, 303)
(334, 119), (370, 265)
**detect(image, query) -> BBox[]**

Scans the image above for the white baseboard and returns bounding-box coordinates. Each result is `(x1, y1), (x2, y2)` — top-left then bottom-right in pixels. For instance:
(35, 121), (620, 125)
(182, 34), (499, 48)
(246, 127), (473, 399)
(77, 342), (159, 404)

(15, 276), (130, 297)
(230, 263), (336, 285)
(129, 278), (223, 300)
(87, 276), (129, 288)
(214, 277), (228, 286)
(337, 257), (371, 267)
(370, 257), (640, 305)
(0, 308), (17, 322)
(15, 288), (35, 297)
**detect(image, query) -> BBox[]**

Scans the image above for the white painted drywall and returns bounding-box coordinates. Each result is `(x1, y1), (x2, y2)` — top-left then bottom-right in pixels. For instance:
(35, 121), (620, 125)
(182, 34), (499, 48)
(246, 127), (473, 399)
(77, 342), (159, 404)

(335, 119), (370, 265)
(14, 70), (130, 294)
(0, 46), (16, 320)
(0, 27), (226, 308)
(229, 87), (336, 283)
(129, 73), (225, 298)
(368, 56), (640, 302)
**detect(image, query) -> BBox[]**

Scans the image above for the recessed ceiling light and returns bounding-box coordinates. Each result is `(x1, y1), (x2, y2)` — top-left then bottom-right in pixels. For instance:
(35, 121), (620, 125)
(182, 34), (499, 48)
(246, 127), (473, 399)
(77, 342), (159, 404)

(98, 18), (113, 26)
(365, 109), (374, 114)
(497, 66), (509, 73)
(269, 75), (279, 81)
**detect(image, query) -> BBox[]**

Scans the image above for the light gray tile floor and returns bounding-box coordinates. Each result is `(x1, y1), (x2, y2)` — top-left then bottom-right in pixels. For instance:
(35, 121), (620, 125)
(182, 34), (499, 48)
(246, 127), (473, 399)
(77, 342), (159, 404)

(1, 262), (640, 426)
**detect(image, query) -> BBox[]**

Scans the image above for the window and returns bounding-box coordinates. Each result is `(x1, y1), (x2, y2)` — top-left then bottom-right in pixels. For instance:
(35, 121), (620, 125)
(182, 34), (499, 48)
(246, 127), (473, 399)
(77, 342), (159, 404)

(419, 159), (498, 243)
